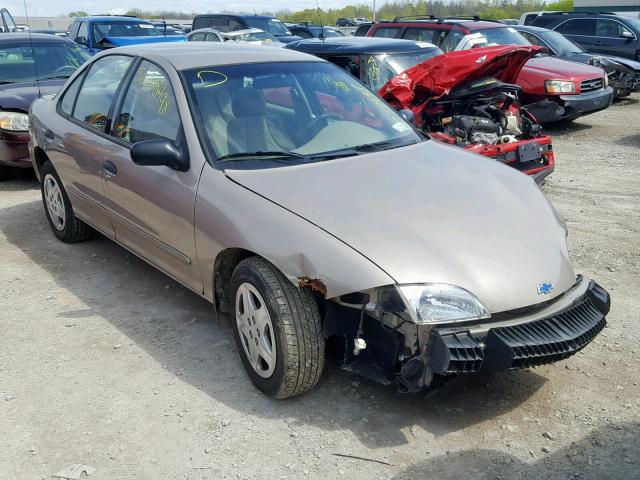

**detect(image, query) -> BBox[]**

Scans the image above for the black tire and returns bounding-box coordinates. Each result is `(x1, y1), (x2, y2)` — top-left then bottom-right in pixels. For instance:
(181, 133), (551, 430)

(0, 165), (13, 181)
(230, 257), (324, 399)
(40, 161), (93, 243)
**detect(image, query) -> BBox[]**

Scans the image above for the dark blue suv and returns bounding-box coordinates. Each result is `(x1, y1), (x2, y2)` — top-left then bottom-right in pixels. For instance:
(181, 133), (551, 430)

(192, 14), (301, 43)
(531, 13), (640, 61)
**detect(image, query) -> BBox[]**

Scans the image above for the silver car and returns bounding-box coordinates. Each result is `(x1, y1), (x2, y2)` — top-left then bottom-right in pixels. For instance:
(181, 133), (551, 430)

(29, 43), (610, 398)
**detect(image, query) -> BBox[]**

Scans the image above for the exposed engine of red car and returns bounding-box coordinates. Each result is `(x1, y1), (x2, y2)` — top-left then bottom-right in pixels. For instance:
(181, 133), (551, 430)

(424, 81), (554, 178)
(379, 45), (555, 183)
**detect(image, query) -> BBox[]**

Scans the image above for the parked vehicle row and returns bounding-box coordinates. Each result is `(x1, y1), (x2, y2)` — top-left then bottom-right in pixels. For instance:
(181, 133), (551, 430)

(366, 17), (615, 123)
(0, 10), (625, 400)
(286, 37), (555, 183)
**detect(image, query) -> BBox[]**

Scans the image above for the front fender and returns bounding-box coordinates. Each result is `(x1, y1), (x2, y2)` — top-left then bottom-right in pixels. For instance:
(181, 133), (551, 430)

(195, 166), (394, 302)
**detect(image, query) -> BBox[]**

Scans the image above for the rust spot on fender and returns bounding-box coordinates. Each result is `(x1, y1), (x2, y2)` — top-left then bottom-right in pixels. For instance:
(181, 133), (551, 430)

(297, 277), (327, 297)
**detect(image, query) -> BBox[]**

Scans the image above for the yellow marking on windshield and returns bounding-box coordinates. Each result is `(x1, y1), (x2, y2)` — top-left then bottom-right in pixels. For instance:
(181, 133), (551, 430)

(197, 70), (228, 87)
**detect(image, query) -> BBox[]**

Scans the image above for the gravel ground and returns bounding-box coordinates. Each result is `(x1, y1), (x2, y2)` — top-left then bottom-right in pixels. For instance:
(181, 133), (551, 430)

(1, 97), (639, 480)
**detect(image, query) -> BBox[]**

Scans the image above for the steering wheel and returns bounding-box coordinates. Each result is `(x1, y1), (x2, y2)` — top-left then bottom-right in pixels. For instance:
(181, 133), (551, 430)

(303, 113), (342, 139)
(53, 65), (77, 77)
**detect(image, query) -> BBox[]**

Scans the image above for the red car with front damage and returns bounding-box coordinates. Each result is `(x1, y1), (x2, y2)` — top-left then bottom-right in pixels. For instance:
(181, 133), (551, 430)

(380, 45), (555, 184)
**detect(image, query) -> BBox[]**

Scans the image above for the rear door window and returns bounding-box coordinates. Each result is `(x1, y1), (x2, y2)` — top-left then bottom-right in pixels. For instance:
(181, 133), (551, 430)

(205, 33), (221, 41)
(112, 60), (181, 143)
(402, 28), (435, 43)
(72, 55), (133, 133)
(440, 29), (464, 52)
(523, 14), (538, 25)
(372, 26), (401, 38)
(556, 19), (596, 36)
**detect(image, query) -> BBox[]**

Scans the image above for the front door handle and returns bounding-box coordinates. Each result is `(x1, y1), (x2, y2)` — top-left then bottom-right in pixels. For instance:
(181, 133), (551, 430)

(102, 161), (117, 178)
(43, 128), (54, 140)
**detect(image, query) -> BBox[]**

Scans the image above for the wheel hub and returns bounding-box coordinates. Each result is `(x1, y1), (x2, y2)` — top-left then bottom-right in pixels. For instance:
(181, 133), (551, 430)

(235, 283), (276, 378)
(43, 174), (66, 231)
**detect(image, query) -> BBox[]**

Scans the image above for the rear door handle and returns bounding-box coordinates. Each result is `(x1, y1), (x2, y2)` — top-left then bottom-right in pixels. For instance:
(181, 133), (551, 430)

(102, 161), (117, 178)
(43, 128), (54, 140)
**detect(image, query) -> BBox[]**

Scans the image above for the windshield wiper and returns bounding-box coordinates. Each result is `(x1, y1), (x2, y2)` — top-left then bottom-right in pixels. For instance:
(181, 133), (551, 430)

(39, 75), (71, 80)
(352, 139), (419, 153)
(217, 151), (308, 163)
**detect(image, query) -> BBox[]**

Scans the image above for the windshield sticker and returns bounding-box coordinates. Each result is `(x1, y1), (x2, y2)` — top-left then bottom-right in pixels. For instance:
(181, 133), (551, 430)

(140, 24), (155, 29)
(152, 79), (170, 117)
(197, 70), (228, 88)
(507, 27), (517, 32)
(392, 122), (411, 132)
(416, 41), (431, 48)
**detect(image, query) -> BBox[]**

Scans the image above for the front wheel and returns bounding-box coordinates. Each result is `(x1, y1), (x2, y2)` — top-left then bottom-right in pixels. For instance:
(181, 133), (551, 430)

(230, 257), (325, 399)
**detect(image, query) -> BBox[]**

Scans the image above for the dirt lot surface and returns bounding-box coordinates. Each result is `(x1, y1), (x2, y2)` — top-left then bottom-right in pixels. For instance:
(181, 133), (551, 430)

(1, 97), (639, 480)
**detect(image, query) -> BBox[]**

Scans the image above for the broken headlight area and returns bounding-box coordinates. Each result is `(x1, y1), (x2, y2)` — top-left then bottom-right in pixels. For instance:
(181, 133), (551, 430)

(324, 281), (609, 394)
(589, 57), (640, 98)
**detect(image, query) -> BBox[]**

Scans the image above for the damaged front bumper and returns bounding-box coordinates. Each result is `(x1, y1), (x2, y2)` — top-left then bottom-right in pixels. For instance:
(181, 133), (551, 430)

(428, 280), (609, 375)
(325, 277), (610, 392)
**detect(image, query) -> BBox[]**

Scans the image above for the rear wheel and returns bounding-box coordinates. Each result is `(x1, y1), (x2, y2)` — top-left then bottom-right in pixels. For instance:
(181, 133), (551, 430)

(40, 161), (93, 243)
(230, 257), (324, 399)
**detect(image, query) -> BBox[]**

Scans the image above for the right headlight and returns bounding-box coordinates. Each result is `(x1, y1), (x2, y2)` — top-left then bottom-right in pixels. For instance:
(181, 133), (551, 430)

(545, 80), (576, 94)
(396, 284), (490, 325)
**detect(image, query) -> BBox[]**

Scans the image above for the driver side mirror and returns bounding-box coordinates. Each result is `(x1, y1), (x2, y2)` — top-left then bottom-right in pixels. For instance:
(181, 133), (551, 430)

(131, 139), (189, 172)
(621, 30), (634, 40)
(398, 109), (415, 125)
(74, 36), (87, 45)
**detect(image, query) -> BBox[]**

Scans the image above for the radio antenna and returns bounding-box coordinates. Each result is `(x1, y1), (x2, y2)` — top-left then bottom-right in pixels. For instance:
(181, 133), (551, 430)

(23, 0), (41, 98)
(315, 0), (325, 41)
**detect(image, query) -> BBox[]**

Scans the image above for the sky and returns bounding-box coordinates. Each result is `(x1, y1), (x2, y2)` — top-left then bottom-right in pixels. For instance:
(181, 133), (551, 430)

(10, 0), (373, 17)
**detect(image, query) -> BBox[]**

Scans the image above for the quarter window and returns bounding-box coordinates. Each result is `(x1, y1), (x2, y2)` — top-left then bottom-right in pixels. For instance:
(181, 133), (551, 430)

(205, 33), (221, 41)
(556, 19), (596, 36)
(112, 60), (181, 143)
(73, 55), (133, 132)
(190, 32), (205, 41)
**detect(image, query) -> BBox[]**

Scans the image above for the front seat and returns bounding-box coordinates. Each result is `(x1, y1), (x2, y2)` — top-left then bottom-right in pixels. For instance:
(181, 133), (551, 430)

(227, 88), (294, 155)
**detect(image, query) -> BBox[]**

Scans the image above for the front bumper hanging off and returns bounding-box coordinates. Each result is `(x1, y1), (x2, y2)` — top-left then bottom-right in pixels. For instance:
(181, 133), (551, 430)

(428, 280), (610, 375)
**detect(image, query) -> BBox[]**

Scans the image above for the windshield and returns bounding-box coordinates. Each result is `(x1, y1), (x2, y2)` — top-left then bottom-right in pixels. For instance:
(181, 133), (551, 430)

(364, 49), (443, 91)
(230, 31), (279, 43)
(314, 27), (343, 38)
(474, 27), (530, 46)
(0, 41), (89, 84)
(542, 30), (584, 54)
(244, 18), (290, 36)
(92, 21), (160, 43)
(183, 62), (420, 167)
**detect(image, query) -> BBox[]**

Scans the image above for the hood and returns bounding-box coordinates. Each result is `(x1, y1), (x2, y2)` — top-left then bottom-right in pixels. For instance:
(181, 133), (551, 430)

(0, 80), (64, 111)
(520, 55), (604, 81)
(276, 35), (303, 43)
(103, 35), (186, 47)
(379, 45), (542, 109)
(225, 141), (576, 314)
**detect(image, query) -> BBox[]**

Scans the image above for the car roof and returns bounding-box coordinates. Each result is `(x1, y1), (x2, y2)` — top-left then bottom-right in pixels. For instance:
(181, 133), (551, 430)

(513, 25), (552, 34)
(194, 14), (277, 20)
(377, 19), (501, 30)
(0, 32), (72, 43)
(105, 41), (322, 70)
(77, 16), (153, 23)
(286, 36), (438, 54)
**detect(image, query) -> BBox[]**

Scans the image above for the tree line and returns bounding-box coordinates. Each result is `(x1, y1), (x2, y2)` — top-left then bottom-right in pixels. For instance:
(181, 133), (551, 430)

(67, 0), (573, 23)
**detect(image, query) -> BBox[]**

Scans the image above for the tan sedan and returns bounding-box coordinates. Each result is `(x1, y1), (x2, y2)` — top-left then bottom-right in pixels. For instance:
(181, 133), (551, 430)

(29, 43), (610, 398)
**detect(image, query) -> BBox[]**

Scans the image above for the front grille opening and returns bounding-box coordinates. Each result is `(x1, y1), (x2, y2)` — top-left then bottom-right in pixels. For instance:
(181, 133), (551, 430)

(581, 78), (604, 93)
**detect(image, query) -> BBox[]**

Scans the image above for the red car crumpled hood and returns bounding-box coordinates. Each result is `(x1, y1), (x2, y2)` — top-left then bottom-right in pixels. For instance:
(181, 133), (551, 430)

(379, 45), (543, 109)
